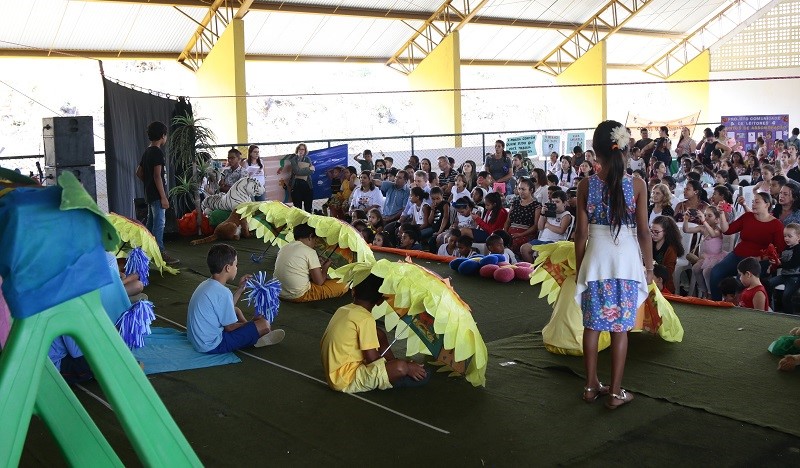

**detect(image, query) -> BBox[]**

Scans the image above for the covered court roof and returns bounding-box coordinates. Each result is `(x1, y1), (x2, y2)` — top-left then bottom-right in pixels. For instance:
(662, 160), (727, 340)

(0, 0), (777, 73)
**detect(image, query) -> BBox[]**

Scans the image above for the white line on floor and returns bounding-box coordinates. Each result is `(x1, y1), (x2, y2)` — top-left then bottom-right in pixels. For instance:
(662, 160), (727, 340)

(76, 383), (114, 411)
(156, 314), (450, 435)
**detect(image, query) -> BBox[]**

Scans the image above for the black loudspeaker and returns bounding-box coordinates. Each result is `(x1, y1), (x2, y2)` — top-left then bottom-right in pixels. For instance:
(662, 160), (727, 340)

(43, 116), (95, 167)
(45, 166), (97, 201)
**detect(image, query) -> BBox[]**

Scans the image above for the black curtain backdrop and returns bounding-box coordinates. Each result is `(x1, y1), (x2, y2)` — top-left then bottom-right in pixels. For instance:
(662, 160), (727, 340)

(103, 78), (176, 218)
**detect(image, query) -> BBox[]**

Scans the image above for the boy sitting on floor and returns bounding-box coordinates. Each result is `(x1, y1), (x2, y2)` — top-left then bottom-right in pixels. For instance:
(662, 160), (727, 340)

(320, 274), (429, 393)
(187, 244), (273, 353)
(274, 223), (350, 302)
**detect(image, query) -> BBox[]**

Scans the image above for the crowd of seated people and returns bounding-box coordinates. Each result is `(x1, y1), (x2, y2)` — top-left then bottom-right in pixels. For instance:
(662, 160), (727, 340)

(314, 126), (800, 314)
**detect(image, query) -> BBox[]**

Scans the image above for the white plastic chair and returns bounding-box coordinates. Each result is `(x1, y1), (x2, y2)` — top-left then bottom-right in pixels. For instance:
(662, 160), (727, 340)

(674, 224), (701, 295)
(722, 232), (739, 253)
(564, 214), (576, 241)
(739, 174), (752, 184)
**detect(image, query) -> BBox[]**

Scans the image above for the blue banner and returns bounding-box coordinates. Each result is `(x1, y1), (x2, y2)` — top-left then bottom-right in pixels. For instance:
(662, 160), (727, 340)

(309, 144), (348, 200)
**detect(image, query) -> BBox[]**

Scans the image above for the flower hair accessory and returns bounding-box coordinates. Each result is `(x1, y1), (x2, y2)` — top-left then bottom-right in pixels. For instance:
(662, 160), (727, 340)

(610, 126), (630, 151)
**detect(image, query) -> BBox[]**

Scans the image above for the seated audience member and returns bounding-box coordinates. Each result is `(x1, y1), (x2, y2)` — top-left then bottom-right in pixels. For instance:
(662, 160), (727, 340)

(320, 274), (428, 393)
(187, 244), (273, 353)
(437, 227), (462, 257)
(674, 180), (709, 224)
(274, 224), (350, 302)
(767, 223), (800, 313)
(456, 235), (479, 258)
(504, 178), (541, 253)
(398, 224), (423, 251)
(427, 186), (451, 251)
(648, 183), (674, 225)
(367, 208), (384, 235)
(464, 192), (508, 242)
(684, 206), (726, 299)
(372, 230), (392, 248)
(709, 192), (785, 300)
(737, 257), (768, 311)
(651, 216), (685, 293)
(476, 171), (493, 195)
(769, 175), (787, 204)
(219, 148), (245, 193)
(652, 264), (671, 294)
(719, 277), (742, 304)
(485, 233), (517, 264)
(348, 171), (384, 218)
(380, 170), (410, 225)
(519, 190), (572, 263)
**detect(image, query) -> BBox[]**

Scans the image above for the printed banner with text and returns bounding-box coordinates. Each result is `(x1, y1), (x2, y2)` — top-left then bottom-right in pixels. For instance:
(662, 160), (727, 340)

(506, 134), (537, 156)
(625, 112), (701, 143)
(721, 114), (789, 154)
(309, 144), (348, 200)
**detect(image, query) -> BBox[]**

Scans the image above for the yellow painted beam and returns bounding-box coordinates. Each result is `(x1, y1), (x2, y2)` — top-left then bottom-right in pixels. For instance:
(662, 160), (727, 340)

(407, 32), (462, 147)
(195, 18), (248, 149)
(666, 50), (709, 126)
(556, 40), (607, 129)
(0, 49), (644, 70)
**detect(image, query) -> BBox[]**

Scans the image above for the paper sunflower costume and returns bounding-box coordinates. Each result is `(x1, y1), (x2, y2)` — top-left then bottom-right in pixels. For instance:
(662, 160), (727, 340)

(238, 201), (375, 271)
(332, 258), (488, 387)
(106, 213), (179, 276)
(530, 241), (684, 356)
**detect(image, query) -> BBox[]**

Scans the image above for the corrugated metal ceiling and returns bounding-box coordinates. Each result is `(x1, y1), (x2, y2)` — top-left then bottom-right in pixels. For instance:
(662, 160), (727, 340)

(0, 0), (769, 68)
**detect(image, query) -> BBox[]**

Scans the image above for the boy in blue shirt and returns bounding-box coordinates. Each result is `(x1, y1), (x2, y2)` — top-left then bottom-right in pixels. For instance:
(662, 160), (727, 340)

(187, 244), (275, 353)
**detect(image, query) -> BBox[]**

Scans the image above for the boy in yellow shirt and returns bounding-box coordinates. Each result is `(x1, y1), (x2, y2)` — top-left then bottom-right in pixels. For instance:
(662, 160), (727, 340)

(320, 274), (428, 393)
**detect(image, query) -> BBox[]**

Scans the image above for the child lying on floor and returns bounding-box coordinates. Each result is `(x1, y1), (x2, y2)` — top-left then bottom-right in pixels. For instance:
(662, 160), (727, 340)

(320, 273), (429, 393)
(187, 244), (274, 353)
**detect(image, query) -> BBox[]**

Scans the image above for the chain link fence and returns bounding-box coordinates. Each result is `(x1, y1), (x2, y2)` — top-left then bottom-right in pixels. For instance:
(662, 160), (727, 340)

(0, 127), (596, 214)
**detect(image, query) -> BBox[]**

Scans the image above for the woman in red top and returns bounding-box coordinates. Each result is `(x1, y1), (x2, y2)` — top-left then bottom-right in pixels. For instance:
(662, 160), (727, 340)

(709, 192), (785, 300)
(463, 191), (508, 242)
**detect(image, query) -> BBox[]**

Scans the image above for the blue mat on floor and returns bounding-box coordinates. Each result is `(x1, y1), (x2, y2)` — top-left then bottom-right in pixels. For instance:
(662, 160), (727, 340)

(131, 327), (241, 375)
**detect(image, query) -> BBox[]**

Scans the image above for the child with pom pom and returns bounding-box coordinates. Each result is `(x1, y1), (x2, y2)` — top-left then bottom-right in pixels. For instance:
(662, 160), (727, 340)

(187, 244), (275, 353)
(321, 274), (429, 393)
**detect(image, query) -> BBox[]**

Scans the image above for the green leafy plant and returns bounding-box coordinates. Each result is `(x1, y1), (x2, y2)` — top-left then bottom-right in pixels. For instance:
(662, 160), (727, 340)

(167, 114), (216, 235)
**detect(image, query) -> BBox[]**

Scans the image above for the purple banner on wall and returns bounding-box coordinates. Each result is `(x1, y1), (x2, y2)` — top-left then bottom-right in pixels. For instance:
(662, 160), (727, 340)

(721, 114), (790, 154)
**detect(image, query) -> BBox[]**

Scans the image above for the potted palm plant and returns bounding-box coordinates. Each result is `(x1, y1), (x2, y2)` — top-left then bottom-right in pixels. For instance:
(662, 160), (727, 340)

(167, 113), (216, 235)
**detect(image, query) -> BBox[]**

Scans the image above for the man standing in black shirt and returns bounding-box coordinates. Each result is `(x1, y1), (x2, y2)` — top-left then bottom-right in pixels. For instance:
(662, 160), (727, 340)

(136, 121), (180, 265)
(635, 128), (653, 156)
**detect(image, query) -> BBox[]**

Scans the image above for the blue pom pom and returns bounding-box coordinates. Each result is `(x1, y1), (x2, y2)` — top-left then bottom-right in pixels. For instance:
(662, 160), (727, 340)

(245, 271), (281, 323)
(479, 255), (498, 266)
(115, 300), (155, 349)
(491, 253), (508, 263)
(458, 259), (481, 275)
(125, 247), (150, 287)
(449, 258), (467, 270)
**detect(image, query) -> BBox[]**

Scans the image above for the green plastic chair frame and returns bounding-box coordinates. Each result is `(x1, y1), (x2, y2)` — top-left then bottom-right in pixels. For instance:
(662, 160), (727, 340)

(0, 290), (201, 466)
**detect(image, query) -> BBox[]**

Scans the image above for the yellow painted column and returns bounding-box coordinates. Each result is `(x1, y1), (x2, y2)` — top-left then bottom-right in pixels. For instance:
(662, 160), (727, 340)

(196, 18), (248, 151)
(667, 50), (710, 137)
(407, 31), (462, 147)
(556, 40), (607, 129)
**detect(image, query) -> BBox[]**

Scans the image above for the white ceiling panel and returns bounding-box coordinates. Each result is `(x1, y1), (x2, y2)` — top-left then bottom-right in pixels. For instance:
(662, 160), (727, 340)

(245, 12), (422, 58)
(459, 23), (565, 62)
(622, 0), (729, 33)
(477, 0), (612, 25)
(0, 0), (207, 53)
(0, 0), (787, 68)
(606, 34), (679, 65)
(253, 0), (444, 13)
